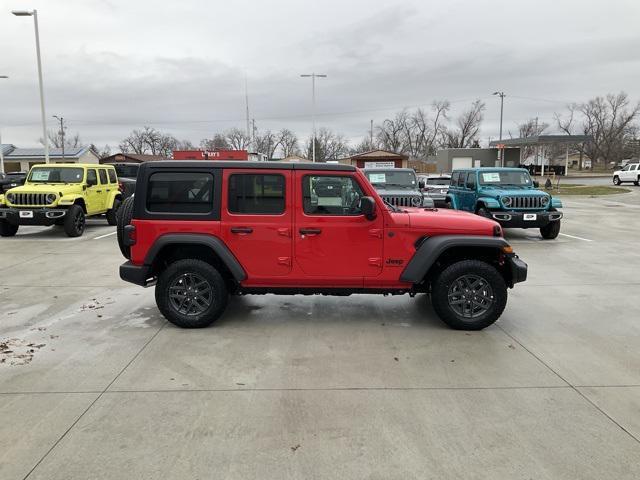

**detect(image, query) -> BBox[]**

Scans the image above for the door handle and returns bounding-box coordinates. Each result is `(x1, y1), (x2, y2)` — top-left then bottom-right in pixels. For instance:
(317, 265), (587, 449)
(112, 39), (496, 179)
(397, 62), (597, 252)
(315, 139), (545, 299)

(231, 227), (253, 234)
(299, 228), (322, 235)
(96, 190), (102, 193)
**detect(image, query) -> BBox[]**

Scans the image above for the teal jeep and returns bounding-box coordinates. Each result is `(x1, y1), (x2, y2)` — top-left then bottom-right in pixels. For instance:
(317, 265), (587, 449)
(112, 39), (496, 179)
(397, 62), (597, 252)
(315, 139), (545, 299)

(446, 167), (563, 239)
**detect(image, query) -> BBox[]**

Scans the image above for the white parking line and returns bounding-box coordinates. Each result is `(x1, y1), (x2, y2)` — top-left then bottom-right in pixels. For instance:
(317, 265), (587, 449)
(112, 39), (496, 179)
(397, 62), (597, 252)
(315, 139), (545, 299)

(559, 233), (593, 242)
(93, 231), (117, 240)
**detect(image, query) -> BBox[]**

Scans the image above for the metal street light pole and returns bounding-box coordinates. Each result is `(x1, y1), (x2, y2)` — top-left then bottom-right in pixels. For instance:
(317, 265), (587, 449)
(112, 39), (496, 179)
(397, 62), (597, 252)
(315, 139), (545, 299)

(493, 91), (505, 167)
(13, 9), (49, 164)
(0, 75), (7, 174)
(300, 73), (327, 162)
(53, 115), (64, 159)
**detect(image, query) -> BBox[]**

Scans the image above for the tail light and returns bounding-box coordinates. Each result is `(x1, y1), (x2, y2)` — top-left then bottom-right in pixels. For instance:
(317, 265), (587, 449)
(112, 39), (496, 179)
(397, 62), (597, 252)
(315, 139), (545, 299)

(123, 225), (136, 246)
(118, 181), (124, 192)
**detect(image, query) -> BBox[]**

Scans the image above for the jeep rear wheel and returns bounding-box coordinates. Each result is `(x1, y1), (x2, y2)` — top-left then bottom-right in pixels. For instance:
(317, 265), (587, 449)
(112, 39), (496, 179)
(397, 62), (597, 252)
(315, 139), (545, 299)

(634, 176), (640, 186)
(64, 204), (85, 237)
(106, 198), (121, 226)
(0, 220), (18, 237)
(155, 259), (228, 328)
(540, 219), (561, 239)
(116, 196), (134, 259)
(613, 175), (621, 185)
(431, 260), (507, 330)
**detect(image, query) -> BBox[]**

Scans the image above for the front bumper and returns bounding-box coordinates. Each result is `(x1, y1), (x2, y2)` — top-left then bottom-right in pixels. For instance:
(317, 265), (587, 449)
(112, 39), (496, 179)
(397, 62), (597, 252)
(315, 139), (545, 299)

(0, 207), (67, 226)
(120, 261), (154, 287)
(507, 255), (528, 285)
(490, 210), (562, 228)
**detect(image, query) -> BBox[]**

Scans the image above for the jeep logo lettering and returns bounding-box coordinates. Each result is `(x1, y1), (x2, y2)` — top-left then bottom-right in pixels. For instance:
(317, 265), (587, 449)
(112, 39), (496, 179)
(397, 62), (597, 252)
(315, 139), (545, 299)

(385, 258), (404, 266)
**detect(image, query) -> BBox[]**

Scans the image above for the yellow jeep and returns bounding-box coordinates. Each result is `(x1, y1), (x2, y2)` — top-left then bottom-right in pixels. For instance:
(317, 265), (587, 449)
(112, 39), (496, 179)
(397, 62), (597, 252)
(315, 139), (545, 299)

(0, 163), (122, 237)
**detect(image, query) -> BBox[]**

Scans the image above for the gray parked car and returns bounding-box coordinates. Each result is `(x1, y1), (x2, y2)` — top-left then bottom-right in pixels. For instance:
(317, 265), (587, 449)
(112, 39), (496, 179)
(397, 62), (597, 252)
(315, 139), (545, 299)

(418, 174), (451, 206)
(363, 168), (434, 208)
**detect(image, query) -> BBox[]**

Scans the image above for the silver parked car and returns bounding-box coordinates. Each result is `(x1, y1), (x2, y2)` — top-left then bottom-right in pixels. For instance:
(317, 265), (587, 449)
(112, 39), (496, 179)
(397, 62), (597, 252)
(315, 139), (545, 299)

(418, 174), (451, 205)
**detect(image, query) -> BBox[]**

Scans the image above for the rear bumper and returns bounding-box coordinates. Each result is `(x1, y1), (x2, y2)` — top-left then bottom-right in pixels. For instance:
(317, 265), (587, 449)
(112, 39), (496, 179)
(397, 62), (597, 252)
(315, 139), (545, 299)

(0, 207), (67, 226)
(120, 261), (154, 287)
(490, 210), (562, 228)
(507, 255), (528, 285)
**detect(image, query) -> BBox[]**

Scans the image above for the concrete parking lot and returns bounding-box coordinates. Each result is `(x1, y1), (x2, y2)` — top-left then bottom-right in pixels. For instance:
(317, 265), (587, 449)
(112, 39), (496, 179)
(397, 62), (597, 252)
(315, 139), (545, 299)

(1, 187), (640, 479)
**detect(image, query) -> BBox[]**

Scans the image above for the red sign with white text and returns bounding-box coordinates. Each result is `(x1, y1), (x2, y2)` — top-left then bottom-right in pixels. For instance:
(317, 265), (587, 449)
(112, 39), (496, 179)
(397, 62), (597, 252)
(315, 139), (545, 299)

(173, 150), (248, 160)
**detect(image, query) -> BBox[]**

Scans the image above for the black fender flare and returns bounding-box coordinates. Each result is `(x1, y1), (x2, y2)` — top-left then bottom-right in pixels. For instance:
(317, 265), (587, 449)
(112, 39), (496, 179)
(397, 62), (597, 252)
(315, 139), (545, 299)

(400, 235), (509, 283)
(144, 233), (246, 282)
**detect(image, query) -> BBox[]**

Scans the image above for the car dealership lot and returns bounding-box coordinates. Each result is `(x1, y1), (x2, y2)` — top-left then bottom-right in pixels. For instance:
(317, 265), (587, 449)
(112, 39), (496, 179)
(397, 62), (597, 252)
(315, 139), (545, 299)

(1, 192), (640, 479)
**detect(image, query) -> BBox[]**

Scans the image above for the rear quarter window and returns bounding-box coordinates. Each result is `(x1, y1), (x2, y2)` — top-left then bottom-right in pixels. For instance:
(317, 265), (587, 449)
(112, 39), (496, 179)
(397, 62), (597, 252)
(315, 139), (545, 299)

(146, 172), (214, 214)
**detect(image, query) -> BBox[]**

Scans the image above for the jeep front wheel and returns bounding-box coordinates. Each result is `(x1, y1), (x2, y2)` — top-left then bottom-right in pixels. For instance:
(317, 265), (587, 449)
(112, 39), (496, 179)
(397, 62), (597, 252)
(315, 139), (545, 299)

(0, 220), (18, 237)
(540, 220), (561, 239)
(155, 259), (228, 328)
(64, 205), (86, 237)
(431, 260), (507, 330)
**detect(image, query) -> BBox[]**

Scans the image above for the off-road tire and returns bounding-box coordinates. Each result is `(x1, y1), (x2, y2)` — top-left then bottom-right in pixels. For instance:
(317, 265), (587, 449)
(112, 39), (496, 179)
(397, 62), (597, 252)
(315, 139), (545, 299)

(540, 220), (561, 240)
(431, 259), (507, 330)
(613, 176), (621, 185)
(0, 220), (18, 237)
(116, 196), (134, 259)
(155, 259), (229, 328)
(63, 204), (86, 237)
(106, 198), (121, 226)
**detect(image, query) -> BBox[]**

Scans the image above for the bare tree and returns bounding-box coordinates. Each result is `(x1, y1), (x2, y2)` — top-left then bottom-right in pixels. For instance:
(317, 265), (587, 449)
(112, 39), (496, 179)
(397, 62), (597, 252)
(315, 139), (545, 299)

(554, 92), (640, 168)
(90, 144), (111, 159)
(225, 128), (251, 150)
(444, 100), (485, 148)
(276, 129), (299, 157)
(200, 134), (229, 150)
(119, 126), (176, 157)
(376, 110), (409, 153)
(254, 130), (279, 159)
(515, 118), (549, 161)
(41, 129), (82, 149)
(306, 128), (350, 161)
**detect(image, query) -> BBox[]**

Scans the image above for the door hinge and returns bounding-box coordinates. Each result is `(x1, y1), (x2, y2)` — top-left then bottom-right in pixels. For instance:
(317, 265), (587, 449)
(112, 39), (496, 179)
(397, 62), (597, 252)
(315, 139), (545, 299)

(369, 229), (383, 238)
(368, 257), (382, 267)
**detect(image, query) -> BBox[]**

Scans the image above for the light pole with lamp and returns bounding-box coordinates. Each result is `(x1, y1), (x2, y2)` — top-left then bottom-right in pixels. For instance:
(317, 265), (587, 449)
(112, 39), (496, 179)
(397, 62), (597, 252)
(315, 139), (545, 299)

(493, 91), (505, 166)
(300, 73), (327, 162)
(0, 75), (7, 174)
(53, 115), (65, 160)
(12, 9), (49, 164)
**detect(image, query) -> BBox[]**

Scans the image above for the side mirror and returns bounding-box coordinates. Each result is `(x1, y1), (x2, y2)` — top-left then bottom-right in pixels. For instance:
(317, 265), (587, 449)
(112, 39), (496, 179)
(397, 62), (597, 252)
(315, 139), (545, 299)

(418, 180), (425, 189)
(533, 180), (540, 188)
(360, 196), (377, 220)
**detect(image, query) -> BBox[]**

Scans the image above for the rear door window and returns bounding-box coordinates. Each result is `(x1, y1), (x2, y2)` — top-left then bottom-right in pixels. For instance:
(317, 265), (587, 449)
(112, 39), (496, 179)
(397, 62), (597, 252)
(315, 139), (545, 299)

(228, 174), (285, 215)
(147, 172), (214, 213)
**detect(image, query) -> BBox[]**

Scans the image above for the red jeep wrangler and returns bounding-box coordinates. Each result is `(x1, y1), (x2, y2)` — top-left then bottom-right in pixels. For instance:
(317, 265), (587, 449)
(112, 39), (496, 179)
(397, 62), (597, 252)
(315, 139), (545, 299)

(117, 161), (527, 330)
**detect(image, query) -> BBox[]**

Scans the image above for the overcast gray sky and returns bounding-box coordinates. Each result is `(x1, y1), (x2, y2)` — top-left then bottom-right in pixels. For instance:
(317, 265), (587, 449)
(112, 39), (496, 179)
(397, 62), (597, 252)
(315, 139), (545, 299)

(2, 0), (640, 150)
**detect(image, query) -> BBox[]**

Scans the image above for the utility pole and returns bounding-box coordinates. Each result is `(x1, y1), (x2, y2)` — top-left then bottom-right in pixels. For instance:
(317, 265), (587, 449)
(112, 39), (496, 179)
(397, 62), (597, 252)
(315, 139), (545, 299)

(53, 115), (65, 159)
(0, 75), (7, 174)
(244, 75), (251, 149)
(493, 91), (505, 166)
(300, 73), (327, 162)
(370, 119), (373, 148)
(13, 10), (49, 163)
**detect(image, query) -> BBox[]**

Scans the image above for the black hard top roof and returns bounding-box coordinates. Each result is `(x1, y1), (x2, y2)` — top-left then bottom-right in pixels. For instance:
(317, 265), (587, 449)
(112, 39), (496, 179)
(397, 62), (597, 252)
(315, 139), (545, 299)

(145, 161), (356, 171)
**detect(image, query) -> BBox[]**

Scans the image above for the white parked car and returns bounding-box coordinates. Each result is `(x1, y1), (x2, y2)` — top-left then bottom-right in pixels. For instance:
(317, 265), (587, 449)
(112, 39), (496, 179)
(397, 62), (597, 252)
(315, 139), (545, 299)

(613, 163), (640, 185)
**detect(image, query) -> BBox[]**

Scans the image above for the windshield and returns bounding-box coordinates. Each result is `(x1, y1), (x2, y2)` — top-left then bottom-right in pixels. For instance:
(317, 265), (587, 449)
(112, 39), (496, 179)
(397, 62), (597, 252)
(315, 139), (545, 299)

(478, 170), (532, 187)
(114, 164), (139, 178)
(28, 167), (84, 184)
(426, 178), (450, 185)
(365, 170), (416, 188)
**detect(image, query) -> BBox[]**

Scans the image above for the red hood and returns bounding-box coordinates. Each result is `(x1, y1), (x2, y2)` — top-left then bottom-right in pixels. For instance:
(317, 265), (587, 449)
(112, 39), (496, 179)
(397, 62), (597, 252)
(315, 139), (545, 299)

(393, 207), (500, 236)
